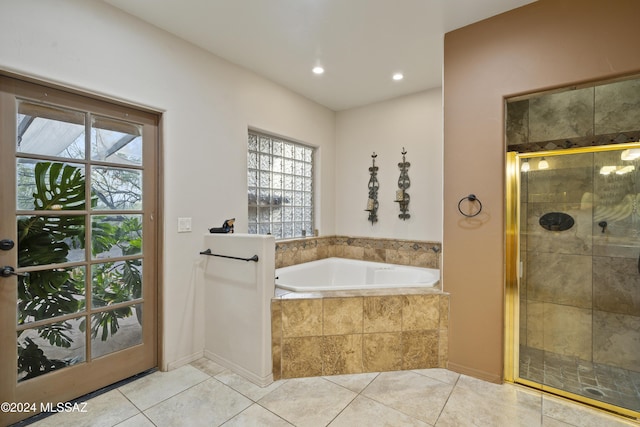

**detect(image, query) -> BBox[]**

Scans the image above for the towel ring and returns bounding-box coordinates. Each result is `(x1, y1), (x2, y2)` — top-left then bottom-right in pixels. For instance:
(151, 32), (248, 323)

(458, 194), (482, 217)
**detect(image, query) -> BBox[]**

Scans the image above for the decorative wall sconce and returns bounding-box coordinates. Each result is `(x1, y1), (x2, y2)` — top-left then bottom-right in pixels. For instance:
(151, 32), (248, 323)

(395, 147), (410, 220)
(365, 152), (379, 224)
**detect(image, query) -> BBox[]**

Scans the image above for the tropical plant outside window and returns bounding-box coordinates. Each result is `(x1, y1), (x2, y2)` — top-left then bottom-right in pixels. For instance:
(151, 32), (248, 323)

(247, 131), (314, 239)
(15, 101), (144, 381)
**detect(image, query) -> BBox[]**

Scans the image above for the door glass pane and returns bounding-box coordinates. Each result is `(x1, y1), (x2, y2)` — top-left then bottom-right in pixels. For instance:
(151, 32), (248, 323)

(17, 316), (86, 382)
(17, 160), (86, 211)
(92, 214), (143, 259)
(17, 101), (85, 159)
(18, 266), (86, 324)
(91, 304), (142, 359)
(91, 166), (142, 210)
(17, 214), (86, 267)
(91, 116), (142, 166)
(519, 149), (640, 413)
(91, 260), (143, 308)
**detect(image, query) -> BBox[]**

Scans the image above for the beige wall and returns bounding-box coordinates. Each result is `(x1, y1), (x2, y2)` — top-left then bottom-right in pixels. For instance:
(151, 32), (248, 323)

(443, 0), (640, 382)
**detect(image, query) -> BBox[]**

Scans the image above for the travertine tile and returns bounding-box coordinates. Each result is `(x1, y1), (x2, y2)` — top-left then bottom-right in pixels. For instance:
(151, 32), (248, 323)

(529, 87), (594, 142)
(328, 395), (429, 427)
(593, 310), (640, 372)
(323, 297), (363, 335)
(30, 389), (139, 427)
(323, 334), (363, 376)
(593, 256), (640, 316)
(412, 368), (459, 385)
(114, 413), (155, 427)
(363, 296), (402, 333)
(402, 330), (439, 370)
(543, 303), (592, 359)
(190, 357), (226, 377)
(144, 378), (251, 426)
(438, 329), (448, 368)
(281, 298), (322, 338)
(439, 295), (449, 329)
(118, 364), (209, 410)
(214, 370), (285, 401)
(271, 300), (282, 380)
(402, 294), (439, 331)
(362, 370), (454, 425)
(437, 375), (541, 426)
(528, 252), (592, 308)
(323, 372), (379, 393)
(543, 395), (635, 427)
(224, 404), (293, 426)
(363, 333), (402, 372)
(258, 377), (356, 427)
(282, 336), (323, 378)
(363, 247), (386, 263)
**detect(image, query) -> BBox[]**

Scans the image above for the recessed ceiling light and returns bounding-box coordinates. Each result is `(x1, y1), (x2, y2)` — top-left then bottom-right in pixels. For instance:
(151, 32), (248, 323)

(392, 73), (404, 81)
(312, 66), (324, 75)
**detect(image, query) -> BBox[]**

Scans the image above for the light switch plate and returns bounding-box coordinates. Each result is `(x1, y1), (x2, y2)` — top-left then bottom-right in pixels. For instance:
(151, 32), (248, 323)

(177, 217), (192, 233)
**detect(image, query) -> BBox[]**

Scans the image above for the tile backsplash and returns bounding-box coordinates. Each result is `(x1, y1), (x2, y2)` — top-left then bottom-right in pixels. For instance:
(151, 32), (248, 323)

(275, 235), (441, 269)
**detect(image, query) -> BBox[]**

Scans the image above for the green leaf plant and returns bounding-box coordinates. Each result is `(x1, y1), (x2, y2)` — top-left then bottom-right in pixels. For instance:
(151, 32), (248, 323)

(17, 162), (142, 381)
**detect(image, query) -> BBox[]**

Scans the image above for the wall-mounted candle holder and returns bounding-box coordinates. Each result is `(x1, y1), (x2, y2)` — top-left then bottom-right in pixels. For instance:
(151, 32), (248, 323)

(395, 147), (410, 220)
(365, 152), (379, 224)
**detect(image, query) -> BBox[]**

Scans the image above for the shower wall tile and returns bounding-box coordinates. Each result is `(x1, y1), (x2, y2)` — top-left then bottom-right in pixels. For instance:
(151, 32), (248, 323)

(543, 303), (592, 360)
(527, 252), (592, 308)
(525, 153), (593, 204)
(364, 296), (402, 333)
(323, 297), (363, 335)
(322, 334), (363, 376)
(526, 301), (544, 350)
(526, 203), (592, 256)
(593, 256), (640, 316)
(595, 79), (640, 135)
(529, 88), (594, 143)
(593, 310), (640, 372)
(506, 99), (529, 147)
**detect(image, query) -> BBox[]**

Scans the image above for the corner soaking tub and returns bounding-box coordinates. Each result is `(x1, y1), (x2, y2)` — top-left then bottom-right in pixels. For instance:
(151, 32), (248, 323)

(275, 257), (439, 292)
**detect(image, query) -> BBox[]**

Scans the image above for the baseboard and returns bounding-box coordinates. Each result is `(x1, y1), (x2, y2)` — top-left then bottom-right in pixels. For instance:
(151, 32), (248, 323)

(204, 350), (273, 387)
(165, 350), (205, 371)
(446, 362), (502, 384)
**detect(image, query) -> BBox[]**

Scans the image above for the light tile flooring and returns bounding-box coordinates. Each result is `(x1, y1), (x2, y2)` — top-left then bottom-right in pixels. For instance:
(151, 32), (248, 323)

(23, 358), (638, 427)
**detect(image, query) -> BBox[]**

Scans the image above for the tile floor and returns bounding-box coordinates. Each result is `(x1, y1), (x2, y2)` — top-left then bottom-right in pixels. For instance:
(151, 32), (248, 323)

(520, 346), (640, 413)
(22, 358), (638, 427)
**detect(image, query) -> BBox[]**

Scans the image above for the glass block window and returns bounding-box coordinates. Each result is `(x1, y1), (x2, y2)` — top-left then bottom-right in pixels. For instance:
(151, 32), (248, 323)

(248, 130), (314, 239)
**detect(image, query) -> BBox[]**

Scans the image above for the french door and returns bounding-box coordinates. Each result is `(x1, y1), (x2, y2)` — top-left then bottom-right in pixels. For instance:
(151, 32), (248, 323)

(0, 76), (158, 425)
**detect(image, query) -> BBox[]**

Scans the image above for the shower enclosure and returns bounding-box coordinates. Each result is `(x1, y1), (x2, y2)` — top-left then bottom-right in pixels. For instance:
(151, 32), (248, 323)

(505, 76), (640, 420)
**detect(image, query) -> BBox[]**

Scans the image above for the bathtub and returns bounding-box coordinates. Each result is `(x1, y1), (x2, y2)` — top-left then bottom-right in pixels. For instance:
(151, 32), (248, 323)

(275, 257), (439, 292)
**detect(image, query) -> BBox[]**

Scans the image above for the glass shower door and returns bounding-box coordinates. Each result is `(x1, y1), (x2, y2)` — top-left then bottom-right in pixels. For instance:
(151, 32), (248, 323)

(516, 146), (640, 417)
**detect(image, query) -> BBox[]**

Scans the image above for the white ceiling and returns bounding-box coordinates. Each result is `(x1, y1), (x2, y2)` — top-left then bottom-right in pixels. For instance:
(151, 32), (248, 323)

(103, 0), (536, 111)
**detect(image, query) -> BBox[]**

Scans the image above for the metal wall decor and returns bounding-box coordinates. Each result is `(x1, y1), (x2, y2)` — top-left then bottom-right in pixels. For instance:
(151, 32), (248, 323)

(395, 147), (411, 220)
(365, 152), (379, 224)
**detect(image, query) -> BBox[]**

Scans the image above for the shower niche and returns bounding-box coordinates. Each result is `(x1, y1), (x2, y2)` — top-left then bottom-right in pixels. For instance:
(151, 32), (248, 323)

(506, 74), (640, 418)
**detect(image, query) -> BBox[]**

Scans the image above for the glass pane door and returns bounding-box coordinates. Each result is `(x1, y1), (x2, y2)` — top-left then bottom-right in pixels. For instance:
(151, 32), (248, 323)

(0, 76), (158, 425)
(517, 146), (640, 416)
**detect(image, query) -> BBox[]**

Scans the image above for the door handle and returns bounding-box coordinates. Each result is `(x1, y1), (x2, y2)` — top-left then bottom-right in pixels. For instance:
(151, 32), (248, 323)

(0, 239), (14, 250)
(0, 266), (28, 278)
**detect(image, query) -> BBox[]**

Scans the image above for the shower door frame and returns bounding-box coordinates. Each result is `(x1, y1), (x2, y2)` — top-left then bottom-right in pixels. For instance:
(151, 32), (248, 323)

(505, 145), (640, 421)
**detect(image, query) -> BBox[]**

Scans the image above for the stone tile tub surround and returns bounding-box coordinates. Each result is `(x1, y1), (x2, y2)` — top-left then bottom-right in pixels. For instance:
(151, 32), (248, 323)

(275, 235), (441, 269)
(271, 292), (449, 380)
